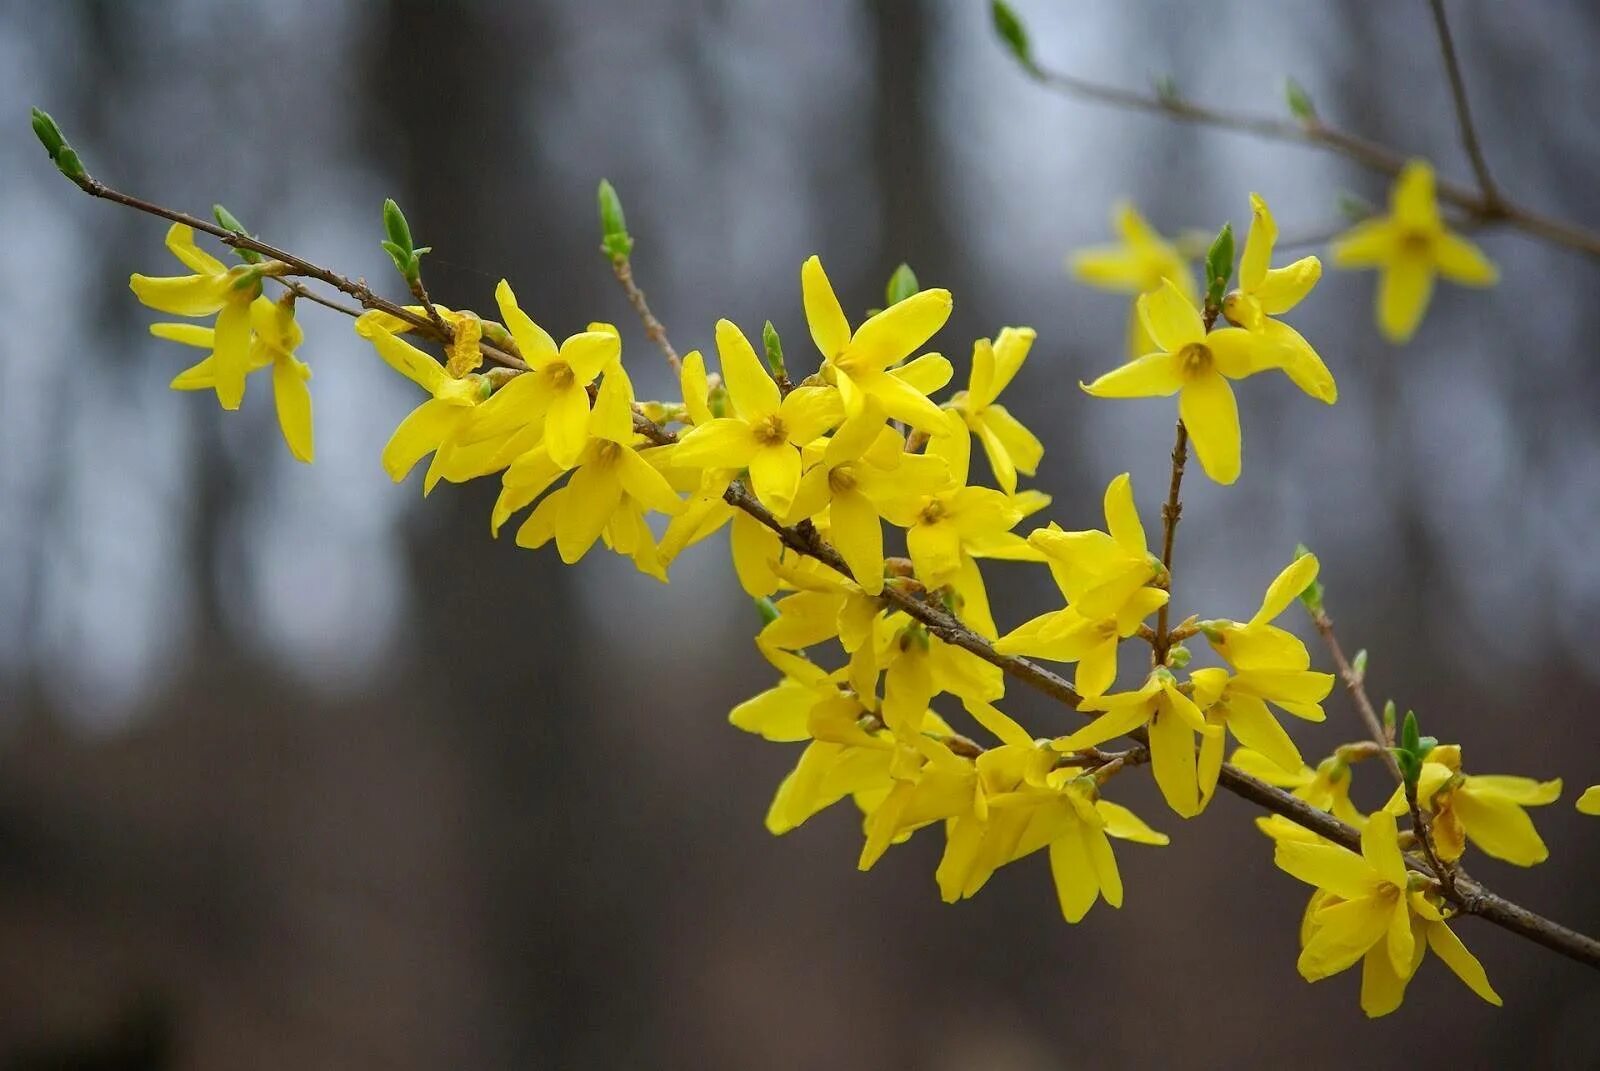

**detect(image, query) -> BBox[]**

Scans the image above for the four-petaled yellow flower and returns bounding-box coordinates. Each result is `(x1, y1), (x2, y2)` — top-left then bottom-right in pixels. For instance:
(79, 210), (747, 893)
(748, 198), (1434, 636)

(160, 295), (314, 463)
(1233, 747), (1367, 834)
(1082, 279), (1275, 485)
(1332, 159), (1498, 342)
(1275, 810), (1500, 1017)
(1056, 668), (1221, 819)
(947, 327), (1044, 494)
(132, 223), (279, 410)
(1069, 201), (1198, 359)
(463, 280), (622, 468)
(802, 255), (953, 430)
(672, 318), (843, 516)
(1381, 745), (1560, 866)
(1223, 193), (1337, 404)
(996, 473), (1167, 698)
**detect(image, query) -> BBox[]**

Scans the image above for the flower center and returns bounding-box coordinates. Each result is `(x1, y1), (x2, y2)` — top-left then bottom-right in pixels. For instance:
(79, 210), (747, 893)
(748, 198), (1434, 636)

(828, 466), (858, 494)
(919, 498), (947, 525)
(1177, 343), (1213, 378)
(752, 413), (788, 446)
(547, 362), (576, 389)
(1399, 230), (1433, 255)
(595, 440), (622, 465)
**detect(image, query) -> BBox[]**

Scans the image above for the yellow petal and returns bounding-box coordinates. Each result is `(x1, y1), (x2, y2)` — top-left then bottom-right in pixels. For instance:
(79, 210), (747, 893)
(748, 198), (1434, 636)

(211, 297), (252, 411)
(1081, 352), (1183, 398)
(494, 279), (559, 367)
(747, 442), (802, 516)
(1137, 278), (1204, 352)
(730, 679), (817, 741)
(1467, 775), (1561, 807)
(1391, 159), (1440, 232)
(1434, 231), (1499, 287)
(1225, 693), (1302, 774)
(554, 462), (622, 563)
(1239, 192), (1277, 292)
(730, 510), (781, 597)
(1330, 218), (1399, 269)
(779, 384), (845, 445)
(674, 418), (760, 470)
(1102, 472), (1146, 554)
(1358, 940), (1412, 1018)
(1360, 810), (1408, 889)
(853, 369), (949, 432)
(561, 330), (622, 384)
(544, 382), (592, 469)
(716, 318), (781, 421)
(850, 289), (953, 371)
(1255, 256), (1322, 315)
(163, 223), (227, 275)
(616, 445), (684, 515)
(1453, 788), (1549, 865)
(829, 488), (884, 594)
(982, 404), (1043, 476)
(1297, 897), (1391, 981)
(368, 326), (450, 397)
(801, 255), (851, 360)
(1377, 251), (1435, 343)
(151, 322), (216, 350)
(1148, 704), (1199, 817)
(891, 352), (954, 396)
(1385, 896), (1415, 979)
(1048, 828), (1100, 923)
(1275, 840), (1380, 900)
(1577, 785), (1600, 815)
(1179, 370), (1241, 485)
(130, 272), (233, 317)
(588, 363), (635, 444)
(680, 349), (713, 425)
(1252, 553), (1319, 625)
(1425, 920), (1502, 1006)
(1097, 800), (1168, 845)
(271, 355), (314, 463)
(382, 399), (461, 482)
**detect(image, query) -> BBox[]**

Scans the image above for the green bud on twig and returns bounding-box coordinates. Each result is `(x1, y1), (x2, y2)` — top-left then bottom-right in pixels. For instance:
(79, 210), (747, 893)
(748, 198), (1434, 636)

(1204, 222), (1234, 310)
(989, 2), (1036, 77)
(597, 178), (634, 259)
(1382, 699), (1397, 736)
(1336, 191), (1375, 223)
(380, 198), (429, 283)
(1351, 648), (1368, 679)
(30, 107), (87, 183)
(762, 320), (787, 380)
(213, 203), (261, 263)
(1153, 75), (1180, 106)
(1284, 78), (1316, 123)
(885, 262), (919, 307)
(1165, 644), (1192, 670)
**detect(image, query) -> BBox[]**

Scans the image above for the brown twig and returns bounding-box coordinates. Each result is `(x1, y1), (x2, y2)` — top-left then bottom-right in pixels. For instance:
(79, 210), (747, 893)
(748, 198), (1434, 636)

(608, 255), (681, 375)
(72, 170), (1600, 973)
(1026, 58), (1600, 258)
(1152, 419), (1188, 658)
(1427, 0), (1500, 207)
(1309, 608), (1402, 781)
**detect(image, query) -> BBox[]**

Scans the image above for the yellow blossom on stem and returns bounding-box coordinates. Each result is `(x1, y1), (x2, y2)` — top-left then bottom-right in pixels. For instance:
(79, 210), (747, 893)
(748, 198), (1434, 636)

(1222, 193), (1337, 403)
(783, 402), (949, 594)
(1068, 202), (1198, 359)
(996, 472), (1167, 698)
(1234, 747), (1367, 837)
(1276, 811), (1500, 1017)
(1056, 668), (1220, 818)
(459, 280), (621, 468)
(947, 327), (1044, 494)
(1081, 280), (1279, 485)
(1331, 159), (1498, 343)
(1381, 745), (1560, 866)
(132, 223), (279, 411)
(801, 255), (953, 430)
(361, 320), (490, 492)
(506, 359), (683, 566)
(161, 295), (314, 463)
(672, 319), (843, 516)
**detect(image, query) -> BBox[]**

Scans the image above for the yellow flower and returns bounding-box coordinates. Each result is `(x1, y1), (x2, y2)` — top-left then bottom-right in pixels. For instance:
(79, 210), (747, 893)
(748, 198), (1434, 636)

(1081, 279), (1278, 485)
(1381, 745), (1560, 866)
(1276, 810), (1501, 1017)
(1191, 555), (1335, 799)
(1332, 159), (1498, 343)
(1579, 786), (1600, 815)
(783, 403), (949, 594)
(1232, 747), (1367, 833)
(801, 255), (953, 430)
(131, 223), (273, 410)
(459, 279), (621, 468)
(936, 716), (1169, 922)
(1056, 668), (1221, 819)
(672, 319), (843, 516)
(1068, 201), (1198, 359)
(879, 413), (1042, 636)
(996, 474), (1168, 699)
(362, 320), (489, 492)
(947, 327), (1044, 493)
(505, 359), (684, 566)
(1222, 193), (1337, 403)
(160, 295), (314, 462)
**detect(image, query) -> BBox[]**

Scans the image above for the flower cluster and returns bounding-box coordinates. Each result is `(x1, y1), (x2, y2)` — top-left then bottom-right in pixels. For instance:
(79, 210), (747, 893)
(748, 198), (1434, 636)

(119, 176), (1582, 1022)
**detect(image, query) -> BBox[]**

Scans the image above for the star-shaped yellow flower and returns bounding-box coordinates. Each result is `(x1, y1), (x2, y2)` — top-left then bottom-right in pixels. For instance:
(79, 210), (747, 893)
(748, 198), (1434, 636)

(947, 327), (1044, 494)
(1069, 201), (1198, 359)
(1332, 159), (1498, 343)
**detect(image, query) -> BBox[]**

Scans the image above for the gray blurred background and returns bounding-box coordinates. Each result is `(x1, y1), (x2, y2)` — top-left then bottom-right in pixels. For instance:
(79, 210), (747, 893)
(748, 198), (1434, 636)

(3, 1), (1599, 1068)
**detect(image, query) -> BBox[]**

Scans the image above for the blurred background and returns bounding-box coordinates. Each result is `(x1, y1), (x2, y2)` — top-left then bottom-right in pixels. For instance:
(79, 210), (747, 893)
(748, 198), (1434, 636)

(3, 1), (1600, 1067)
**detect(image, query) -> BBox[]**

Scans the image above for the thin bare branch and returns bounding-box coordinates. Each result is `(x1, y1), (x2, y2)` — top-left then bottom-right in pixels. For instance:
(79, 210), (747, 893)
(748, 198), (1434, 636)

(1428, 0), (1500, 206)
